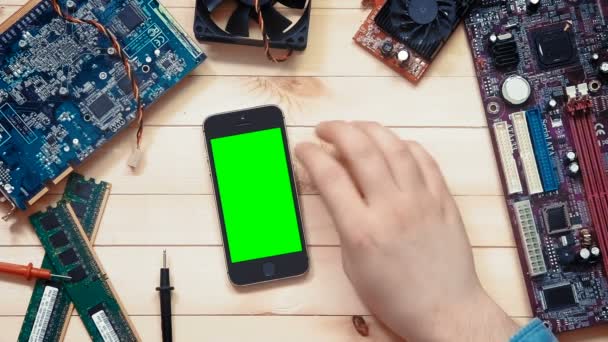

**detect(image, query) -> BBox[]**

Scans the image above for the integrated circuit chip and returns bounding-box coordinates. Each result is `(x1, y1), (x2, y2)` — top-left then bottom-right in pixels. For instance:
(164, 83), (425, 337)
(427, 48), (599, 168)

(543, 204), (570, 235)
(40, 213), (60, 231)
(68, 265), (88, 283)
(73, 182), (93, 199)
(117, 76), (132, 94)
(70, 201), (87, 221)
(542, 283), (578, 311)
(59, 248), (79, 266)
(533, 24), (577, 70)
(88, 94), (115, 119)
(49, 231), (69, 248)
(118, 5), (144, 31)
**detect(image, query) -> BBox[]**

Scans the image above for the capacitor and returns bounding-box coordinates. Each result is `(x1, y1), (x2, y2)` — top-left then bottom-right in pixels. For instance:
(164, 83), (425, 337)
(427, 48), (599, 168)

(578, 247), (591, 262)
(397, 50), (410, 64)
(591, 52), (600, 63)
(564, 151), (577, 164)
(591, 246), (601, 259)
(567, 162), (580, 176)
(489, 33), (498, 44)
(501, 75), (531, 106)
(600, 62), (608, 76)
(527, 0), (540, 12)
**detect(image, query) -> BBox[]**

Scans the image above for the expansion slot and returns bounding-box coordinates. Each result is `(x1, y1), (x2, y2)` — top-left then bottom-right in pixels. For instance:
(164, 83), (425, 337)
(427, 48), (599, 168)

(567, 98), (608, 278)
(513, 200), (547, 276)
(30, 202), (139, 341)
(526, 109), (559, 192)
(511, 111), (544, 195)
(19, 174), (111, 342)
(493, 121), (523, 194)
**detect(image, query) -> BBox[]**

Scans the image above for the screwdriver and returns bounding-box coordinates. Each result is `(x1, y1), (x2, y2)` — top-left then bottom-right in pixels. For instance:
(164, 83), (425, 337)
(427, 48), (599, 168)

(0, 261), (71, 281)
(156, 250), (174, 342)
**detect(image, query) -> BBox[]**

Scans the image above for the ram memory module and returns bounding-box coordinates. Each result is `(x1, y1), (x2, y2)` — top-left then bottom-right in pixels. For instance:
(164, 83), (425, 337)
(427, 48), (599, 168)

(19, 174), (111, 342)
(30, 202), (139, 341)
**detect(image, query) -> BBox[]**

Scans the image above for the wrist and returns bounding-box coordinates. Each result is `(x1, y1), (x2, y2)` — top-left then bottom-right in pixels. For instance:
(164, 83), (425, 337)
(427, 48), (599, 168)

(430, 287), (520, 342)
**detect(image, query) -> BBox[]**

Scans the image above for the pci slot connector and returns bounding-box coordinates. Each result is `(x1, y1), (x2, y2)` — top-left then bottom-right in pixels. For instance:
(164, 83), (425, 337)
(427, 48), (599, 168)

(511, 111), (543, 195)
(526, 109), (559, 192)
(513, 200), (547, 276)
(493, 121), (523, 194)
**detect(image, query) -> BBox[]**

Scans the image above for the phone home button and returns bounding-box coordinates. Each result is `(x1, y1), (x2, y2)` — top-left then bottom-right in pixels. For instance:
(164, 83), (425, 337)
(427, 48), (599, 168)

(262, 262), (276, 277)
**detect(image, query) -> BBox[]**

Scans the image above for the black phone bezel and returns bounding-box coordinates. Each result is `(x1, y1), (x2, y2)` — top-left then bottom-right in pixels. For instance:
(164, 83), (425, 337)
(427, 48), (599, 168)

(203, 106), (309, 286)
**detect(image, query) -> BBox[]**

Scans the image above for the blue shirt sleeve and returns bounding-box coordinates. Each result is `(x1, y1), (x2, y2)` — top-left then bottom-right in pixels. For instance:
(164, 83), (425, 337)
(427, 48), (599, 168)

(510, 318), (559, 342)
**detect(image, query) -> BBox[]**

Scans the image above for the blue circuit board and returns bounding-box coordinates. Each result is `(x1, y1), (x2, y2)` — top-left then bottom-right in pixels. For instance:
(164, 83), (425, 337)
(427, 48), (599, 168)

(0, 0), (205, 209)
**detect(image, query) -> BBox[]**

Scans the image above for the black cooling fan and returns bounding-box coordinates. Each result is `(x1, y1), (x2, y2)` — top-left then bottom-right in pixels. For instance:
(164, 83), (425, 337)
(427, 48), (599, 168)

(375, 0), (475, 60)
(194, 0), (311, 51)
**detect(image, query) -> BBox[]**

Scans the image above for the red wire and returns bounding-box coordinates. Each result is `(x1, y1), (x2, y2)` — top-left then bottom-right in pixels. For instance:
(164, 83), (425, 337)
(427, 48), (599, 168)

(51, 0), (145, 148)
(254, 0), (293, 63)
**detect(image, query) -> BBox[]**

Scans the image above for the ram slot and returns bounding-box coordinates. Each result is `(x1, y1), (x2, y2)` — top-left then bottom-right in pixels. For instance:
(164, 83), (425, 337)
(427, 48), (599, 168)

(526, 109), (559, 192)
(493, 121), (523, 194)
(513, 199), (547, 276)
(511, 111), (543, 195)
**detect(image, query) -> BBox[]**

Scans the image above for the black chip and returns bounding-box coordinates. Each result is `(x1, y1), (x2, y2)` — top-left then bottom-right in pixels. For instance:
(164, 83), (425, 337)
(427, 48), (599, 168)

(59, 248), (79, 265)
(88, 303), (105, 316)
(543, 283), (577, 311)
(162, 60), (172, 68)
(70, 201), (87, 221)
(89, 94), (114, 119)
(118, 5), (144, 31)
(533, 26), (577, 69)
(117, 76), (132, 94)
(68, 265), (88, 283)
(40, 213), (61, 231)
(545, 206), (569, 234)
(50, 231), (69, 248)
(73, 182), (93, 199)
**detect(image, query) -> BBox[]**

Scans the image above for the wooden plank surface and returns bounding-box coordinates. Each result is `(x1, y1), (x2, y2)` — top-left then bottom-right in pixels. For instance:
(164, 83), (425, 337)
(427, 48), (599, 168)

(0, 2), (604, 341)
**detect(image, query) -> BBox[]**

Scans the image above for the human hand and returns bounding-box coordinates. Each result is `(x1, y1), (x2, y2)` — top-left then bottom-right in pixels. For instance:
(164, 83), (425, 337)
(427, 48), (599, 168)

(295, 121), (519, 342)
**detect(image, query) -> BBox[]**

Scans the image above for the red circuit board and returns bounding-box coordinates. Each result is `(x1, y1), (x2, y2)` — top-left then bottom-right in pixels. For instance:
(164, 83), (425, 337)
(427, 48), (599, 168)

(353, 4), (430, 83)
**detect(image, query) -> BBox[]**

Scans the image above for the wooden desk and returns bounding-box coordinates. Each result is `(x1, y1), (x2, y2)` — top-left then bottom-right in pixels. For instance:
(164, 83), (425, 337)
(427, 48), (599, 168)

(0, 1), (606, 340)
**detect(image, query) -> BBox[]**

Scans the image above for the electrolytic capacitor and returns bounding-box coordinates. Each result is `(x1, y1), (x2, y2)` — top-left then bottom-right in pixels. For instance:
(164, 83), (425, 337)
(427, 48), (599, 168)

(567, 162), (580, 176)
(564, 151), (577, 164)
(578, 247), (591, 262)
(397, 50), (410, 64)
(527, 0), (540, 12)
(591, 246), (601, 259)
(600, 61), (608, 76)
(548, 98), (558, 109)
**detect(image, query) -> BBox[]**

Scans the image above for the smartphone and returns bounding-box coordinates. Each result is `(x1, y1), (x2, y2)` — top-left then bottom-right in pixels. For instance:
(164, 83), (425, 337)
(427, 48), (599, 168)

(203, 106), (309, 286)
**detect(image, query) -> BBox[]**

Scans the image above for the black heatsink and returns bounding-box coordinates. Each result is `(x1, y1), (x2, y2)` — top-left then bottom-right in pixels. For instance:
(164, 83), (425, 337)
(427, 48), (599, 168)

(194, 0), (311, 51)
(375, 0), (475, 60)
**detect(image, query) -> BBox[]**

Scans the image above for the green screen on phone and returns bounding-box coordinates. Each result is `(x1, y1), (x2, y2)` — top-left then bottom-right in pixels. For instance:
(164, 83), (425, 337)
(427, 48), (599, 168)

(210, 128), (303, 263)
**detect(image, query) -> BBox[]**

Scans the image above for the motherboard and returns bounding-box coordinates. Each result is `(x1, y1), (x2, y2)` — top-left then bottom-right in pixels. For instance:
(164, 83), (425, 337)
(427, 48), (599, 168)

(465, 0), (608, 333)
(0, 0), (205, 210)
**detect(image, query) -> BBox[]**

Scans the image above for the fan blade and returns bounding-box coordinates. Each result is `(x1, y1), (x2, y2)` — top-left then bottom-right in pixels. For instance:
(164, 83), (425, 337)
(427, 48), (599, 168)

(225, 3), (251, 37)
(278, 0), (307, 9)
(205, 0), (223, 12)
(261, 6), (292, 38)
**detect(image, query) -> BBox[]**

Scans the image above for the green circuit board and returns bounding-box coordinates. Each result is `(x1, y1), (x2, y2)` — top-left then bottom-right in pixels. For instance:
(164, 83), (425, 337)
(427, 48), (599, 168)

(30, 201), (137, 341)
(20, 174), (110, 342)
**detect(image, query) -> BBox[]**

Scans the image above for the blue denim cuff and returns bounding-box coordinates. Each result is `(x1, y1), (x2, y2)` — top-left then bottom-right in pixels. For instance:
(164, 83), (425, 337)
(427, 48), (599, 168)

(510, 318), (558, 342)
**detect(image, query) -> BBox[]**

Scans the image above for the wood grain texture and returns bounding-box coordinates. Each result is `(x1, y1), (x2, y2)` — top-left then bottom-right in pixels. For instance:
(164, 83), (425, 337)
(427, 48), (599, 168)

(0, 2), (604, 341)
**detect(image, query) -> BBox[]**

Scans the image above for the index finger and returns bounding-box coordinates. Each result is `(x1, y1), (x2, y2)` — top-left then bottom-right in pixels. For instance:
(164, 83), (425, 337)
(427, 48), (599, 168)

(295, 142), (366, 229)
